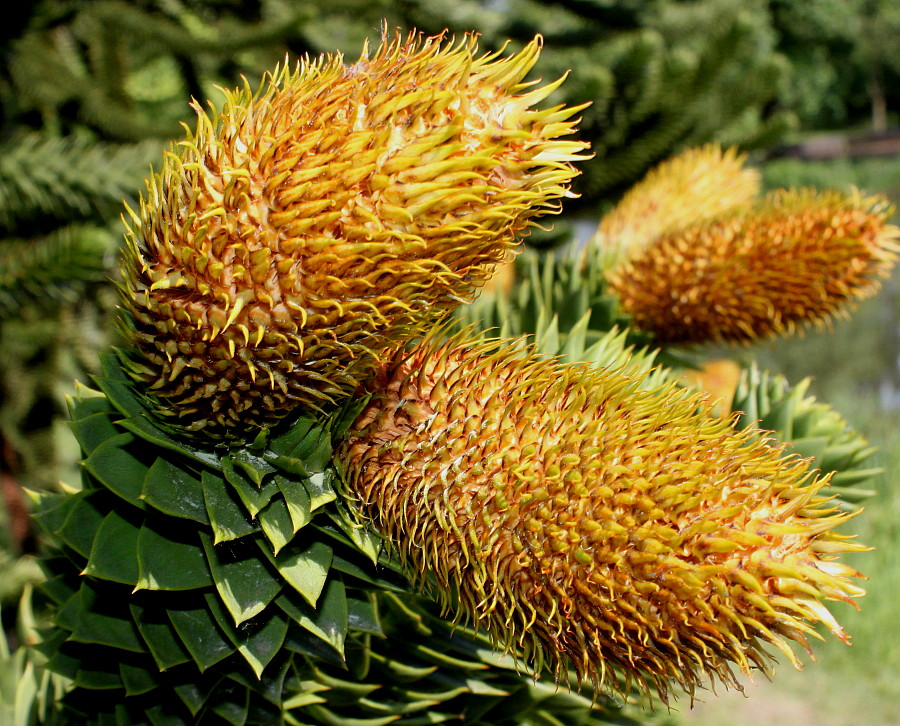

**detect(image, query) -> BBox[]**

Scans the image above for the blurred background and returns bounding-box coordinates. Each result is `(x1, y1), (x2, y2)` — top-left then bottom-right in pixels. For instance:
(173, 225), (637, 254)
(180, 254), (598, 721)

(0, 1), (897, 724)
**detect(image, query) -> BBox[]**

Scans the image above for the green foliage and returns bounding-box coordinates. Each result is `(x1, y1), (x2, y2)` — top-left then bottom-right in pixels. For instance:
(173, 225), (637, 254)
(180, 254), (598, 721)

(0, 134), (161, 235)
(731, 367), (882, 509)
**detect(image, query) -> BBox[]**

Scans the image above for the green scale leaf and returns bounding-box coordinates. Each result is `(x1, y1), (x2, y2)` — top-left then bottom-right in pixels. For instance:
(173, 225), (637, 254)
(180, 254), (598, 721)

(203, 470), (258, 544)
(136, 518), (213, 591)
(167, 601), (237, 673)
(130, 601), (193, 671)
(82, 433), (150, 510)
(200, 533), (282, 626)
(141, 457), (210, 525)
(84, 509), (142, 585)
(275, 578), (349, 659)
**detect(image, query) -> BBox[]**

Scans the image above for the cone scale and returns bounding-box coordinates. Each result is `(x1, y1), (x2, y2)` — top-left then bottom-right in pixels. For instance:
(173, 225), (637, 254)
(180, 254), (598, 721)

(340, 337), (867, 701)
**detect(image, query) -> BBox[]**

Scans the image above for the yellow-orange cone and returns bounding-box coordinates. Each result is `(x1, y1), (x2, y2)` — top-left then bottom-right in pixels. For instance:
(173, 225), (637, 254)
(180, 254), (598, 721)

(119, 31), (588, 437)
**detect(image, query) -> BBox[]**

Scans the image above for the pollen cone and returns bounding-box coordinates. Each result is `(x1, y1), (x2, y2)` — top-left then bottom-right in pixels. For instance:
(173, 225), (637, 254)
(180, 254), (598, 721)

(340, 336), (867, 701)
(118, 31), (588, 438)
(594, 145), (760, 258)
(608, 189), (899, 344)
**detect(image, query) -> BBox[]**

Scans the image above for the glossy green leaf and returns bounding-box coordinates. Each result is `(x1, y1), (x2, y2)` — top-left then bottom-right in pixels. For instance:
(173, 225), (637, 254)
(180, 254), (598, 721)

(145, 702), (192, 726)
(130, 602), (193, 671)
(74, 662), (124, 690)
(234, 609), (290, 679)
(222, 458), (279, 519)
(330, 394), (372, 441)
(326, 505), (381, 564)
(281, 628), (346, 670)
(347, 595), (384, 638)
(267, 415), (336, 475)
(84, 509), (142, 585)
(275, 578), (348, 657)
(141, 457), (209, 524)
(119, 660), (162, 696)
(268, 416), (319, 458)
(210, 688), (249, 726)
(135, 520), (212, 591)
(262, 539), (332, 608)
(70, 582), (145, 653)
(304, 471), (338, 512)
(67, 384), (112, 417)
(69, 411), (121, 455)
(202, 470), (257, 544)
(258, 498), (294, 555)
(167, 603), (236, 672)
(173, 681), (210, 717)
(230, 656), (292, 707)
(29, 492), (74, 543)
(200, 532), (282, 626)
(229, 449), (277, 486)
(327, 554), (406, 593)
(83, 433), (149, 509)
(94, 353), (147, 419)
(118, 413), (221, 470)
(57, 491), (107, 558)
(275, 475), (312, 533)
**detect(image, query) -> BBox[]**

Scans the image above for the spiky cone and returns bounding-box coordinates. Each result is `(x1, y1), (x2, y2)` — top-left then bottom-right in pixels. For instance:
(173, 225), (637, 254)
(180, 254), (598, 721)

(339, 335), (868, 702)
(118, 31), (589, 439)
(607, 189), (900, 344)
(592, 145), (760, 260)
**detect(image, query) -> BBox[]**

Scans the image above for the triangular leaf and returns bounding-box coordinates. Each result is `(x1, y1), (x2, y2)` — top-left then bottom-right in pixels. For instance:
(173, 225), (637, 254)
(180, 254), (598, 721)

(118, 413), (221, 470)
(222, 458), (279, 519)
(233, 610), (290, 680)
(135, 519), (212, 591)
(257, 498), (294, 555)
(202, 470), (257, 544)
(142, 457), (210, 524)
(304, 471), (338, 512)
(83, 433), (149, 509)
(261, 539), (333, 608)
(57, 491), (107, 558)
(275, 475), (312, 533)
(130, 602), (192, 671)
(200, 533), (282, 626)
(71, 582), (145, 653)
(168, 603), (236, 672)
(275, 578), (348, 657)
(84, 509), (142, 585)
(69, 411), (121, 455)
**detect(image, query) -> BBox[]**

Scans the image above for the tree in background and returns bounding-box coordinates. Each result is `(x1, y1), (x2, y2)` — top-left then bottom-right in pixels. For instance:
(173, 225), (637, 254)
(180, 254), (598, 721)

(768, 0), (900, 130)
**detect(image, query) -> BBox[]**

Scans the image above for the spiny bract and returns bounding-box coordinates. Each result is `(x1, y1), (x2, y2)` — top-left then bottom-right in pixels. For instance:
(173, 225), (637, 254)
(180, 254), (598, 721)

(118, 30), (588, 438)
(340, 336), (866, 701)
(608, 188), (899, 344)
